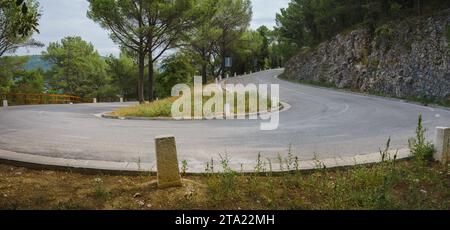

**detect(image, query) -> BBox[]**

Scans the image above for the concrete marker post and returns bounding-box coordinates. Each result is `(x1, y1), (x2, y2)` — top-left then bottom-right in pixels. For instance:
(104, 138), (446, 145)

(93, 98), (97, 104)
(435, 127), (450, 165)
(2, 100), (7, 107)
(225, 103), (231, 117)
(155, 135), (183, 189)
(120, 97), (124, 103)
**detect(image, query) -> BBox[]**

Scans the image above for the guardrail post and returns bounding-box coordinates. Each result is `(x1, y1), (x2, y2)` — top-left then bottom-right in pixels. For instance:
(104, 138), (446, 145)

(435, 127), (449, 165)
(2, 100), (7, 107)
(155, 135), (182, 189)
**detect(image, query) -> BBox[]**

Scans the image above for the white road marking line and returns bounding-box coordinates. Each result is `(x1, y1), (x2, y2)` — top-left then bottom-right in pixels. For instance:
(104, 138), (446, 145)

(61, 135), (90, 140)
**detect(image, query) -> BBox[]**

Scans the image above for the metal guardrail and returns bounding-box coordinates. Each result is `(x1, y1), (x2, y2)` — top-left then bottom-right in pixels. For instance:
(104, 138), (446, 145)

(0, 93), (86, 106)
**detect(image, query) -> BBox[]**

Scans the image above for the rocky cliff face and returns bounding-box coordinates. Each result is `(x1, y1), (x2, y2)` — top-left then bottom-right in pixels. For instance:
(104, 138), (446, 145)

(284, 10), (450, 102)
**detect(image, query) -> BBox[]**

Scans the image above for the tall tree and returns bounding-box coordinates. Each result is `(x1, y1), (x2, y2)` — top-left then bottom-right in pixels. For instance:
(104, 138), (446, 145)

(42, 37), (109, 98)
(89, 0), (197, 102)
(183, 0), (220, 84)
(213, 0), (252, 78)
(142, 0), (197, 101)
(88, 0), (148, 103)
(106, 52), (139, 100)
(0, 55), (29, 94)
(0, 0), (42, 57)
(256, 25), (270, 69)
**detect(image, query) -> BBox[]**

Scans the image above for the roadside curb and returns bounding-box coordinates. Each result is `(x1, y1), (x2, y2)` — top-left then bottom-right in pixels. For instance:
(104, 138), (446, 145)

(0, 148), (411, 175)
(100, 102), (291, 121)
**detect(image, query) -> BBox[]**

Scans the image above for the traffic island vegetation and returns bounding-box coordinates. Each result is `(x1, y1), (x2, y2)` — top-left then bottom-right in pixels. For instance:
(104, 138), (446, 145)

(0, 116), (448, 210)
(109, 91), (275, 118)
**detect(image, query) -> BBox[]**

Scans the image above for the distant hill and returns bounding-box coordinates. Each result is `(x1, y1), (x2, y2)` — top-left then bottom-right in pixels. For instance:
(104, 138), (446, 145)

(24, 55), (52, 71)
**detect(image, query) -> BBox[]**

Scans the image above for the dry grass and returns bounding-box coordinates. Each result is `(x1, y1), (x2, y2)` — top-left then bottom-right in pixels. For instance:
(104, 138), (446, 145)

(0, 160), (448, 210)
(111, 91), (274, 118)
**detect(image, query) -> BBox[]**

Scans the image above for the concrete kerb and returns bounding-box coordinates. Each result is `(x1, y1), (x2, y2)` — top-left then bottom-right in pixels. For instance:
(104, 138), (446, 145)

(100, 101), (290, 121)
(0, 148), (412, 176)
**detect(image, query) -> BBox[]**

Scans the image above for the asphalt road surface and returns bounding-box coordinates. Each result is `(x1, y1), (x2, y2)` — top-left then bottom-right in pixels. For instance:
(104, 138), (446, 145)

(0, 69), (449, 170)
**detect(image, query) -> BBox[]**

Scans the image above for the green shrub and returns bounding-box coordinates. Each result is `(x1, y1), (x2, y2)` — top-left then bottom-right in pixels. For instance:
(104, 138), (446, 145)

(408, 114), (435, 162)
(375, 24), (394, 50)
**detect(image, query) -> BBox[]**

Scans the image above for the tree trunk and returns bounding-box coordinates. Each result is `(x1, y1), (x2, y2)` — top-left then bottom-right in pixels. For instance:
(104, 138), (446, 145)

(201, 50), (208, 84)
(138, 50), (145, 104)
(148, 51), (155, 102)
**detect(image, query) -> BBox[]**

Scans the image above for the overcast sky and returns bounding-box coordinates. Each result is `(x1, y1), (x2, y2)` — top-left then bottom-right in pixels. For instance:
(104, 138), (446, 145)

(15, 0), (290, 57)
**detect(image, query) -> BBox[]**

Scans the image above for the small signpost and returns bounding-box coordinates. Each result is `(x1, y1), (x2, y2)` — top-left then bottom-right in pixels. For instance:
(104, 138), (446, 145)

(225, 57), (232, 68)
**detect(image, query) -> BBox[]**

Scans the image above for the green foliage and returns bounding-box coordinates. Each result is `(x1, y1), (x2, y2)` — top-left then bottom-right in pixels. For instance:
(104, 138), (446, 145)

(0, 56), (28, 94)
(409, 114), (435, 163)
(202, 151), (448, 210)
(88, 0), (199, 102)
(10, 69), (45, 94)
(105, 53), (138, 100)
(185, 0), (252, 80)
(156, 54), (195, 99)
(0, 0), (42, 57)
(42, 36), (112, 99)
(275, 0), (450, 58)
(375, 24), (394, 50)
(0, 55), (44, 95)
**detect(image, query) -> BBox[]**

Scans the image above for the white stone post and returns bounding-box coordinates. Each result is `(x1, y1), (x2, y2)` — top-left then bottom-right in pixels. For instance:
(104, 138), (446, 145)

(2, 100), (7, 107)
(435, 127), (450, 165)
(120, 97), (124, 103)
(225, 103), (231, 117)
(93, 98), (97, 104)
(155, 135), (182, 189)
(226, 73), (229, 79)
(234, 72), (237, 77)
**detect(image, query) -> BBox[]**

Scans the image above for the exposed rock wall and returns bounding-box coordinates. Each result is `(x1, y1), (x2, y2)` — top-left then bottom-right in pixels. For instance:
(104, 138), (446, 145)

(284, 10), (450, 101)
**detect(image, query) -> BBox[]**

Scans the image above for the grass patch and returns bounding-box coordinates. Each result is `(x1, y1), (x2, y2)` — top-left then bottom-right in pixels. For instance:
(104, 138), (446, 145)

(111, 90), (275, 118)
(0, 159), (448, 210)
